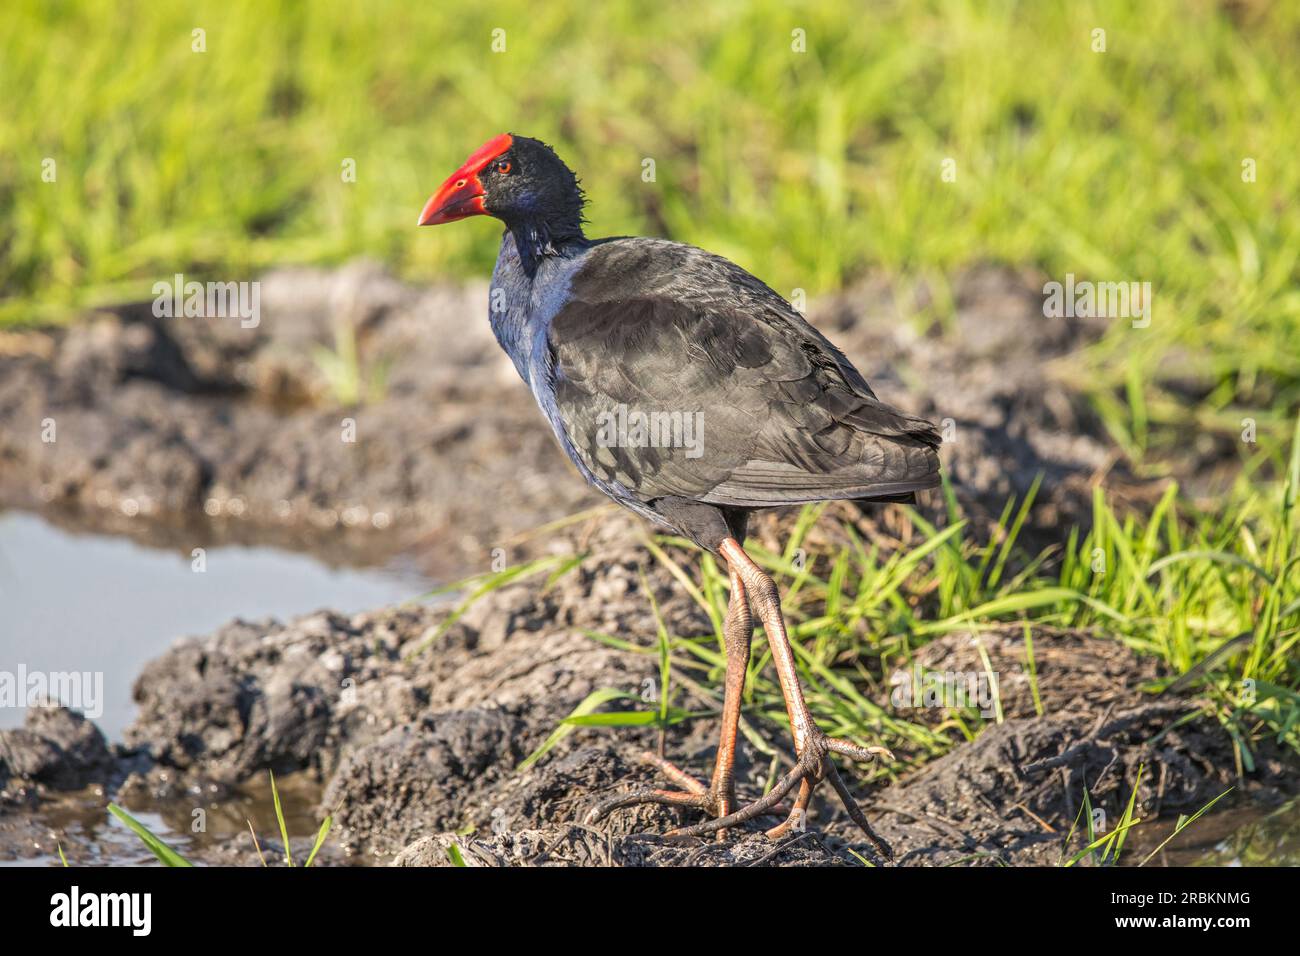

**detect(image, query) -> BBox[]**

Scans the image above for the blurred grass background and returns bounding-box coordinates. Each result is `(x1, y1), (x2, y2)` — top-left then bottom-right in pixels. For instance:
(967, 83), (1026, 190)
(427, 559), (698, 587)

(1, 0), (1297, 461)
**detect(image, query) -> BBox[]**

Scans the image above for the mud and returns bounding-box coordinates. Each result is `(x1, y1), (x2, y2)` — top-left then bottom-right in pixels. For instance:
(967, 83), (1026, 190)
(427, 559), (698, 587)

(1, 263), (1134, 575)
(0, 705), (116, 793)
(0, 263), (595, 576)
(2, 263), (1286, 866)
(4, 512), (1293, 866)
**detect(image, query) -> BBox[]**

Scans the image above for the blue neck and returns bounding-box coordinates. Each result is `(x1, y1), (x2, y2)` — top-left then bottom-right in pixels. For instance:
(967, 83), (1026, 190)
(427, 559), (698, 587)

(484, 232), (660, 526)
(488, 230), (588, 387)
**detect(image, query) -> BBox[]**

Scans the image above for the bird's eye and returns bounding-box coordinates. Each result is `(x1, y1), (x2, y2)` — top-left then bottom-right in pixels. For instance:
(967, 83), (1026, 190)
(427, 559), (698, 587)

(496, 159), (512, 174)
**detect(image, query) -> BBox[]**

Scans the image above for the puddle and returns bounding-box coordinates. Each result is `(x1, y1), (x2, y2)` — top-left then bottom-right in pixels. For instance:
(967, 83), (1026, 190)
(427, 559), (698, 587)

(0, 772), (329, 867)
(1, 509), (435, 865)
(0, 509), (432, 739)
(1122, 798), (1300, 867)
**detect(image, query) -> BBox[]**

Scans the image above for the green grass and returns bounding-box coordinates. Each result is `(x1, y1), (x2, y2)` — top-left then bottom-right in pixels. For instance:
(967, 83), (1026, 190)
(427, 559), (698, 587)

(107, 804), (194, 867)
(1061, 768), (1146, 867)
(683, 469), (1296, 773)
(2, 0), (1298, 458)
(1059, 765), (1234, 866)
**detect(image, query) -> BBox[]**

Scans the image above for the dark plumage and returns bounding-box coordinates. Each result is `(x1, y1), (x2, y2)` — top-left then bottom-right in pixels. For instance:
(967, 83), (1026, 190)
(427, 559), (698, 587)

(419, 134), (943, 853)
(551, 240), (941, 520)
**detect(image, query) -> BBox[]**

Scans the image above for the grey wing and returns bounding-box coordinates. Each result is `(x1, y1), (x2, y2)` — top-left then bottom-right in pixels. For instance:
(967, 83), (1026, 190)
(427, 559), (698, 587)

(547, 241), (941, 508)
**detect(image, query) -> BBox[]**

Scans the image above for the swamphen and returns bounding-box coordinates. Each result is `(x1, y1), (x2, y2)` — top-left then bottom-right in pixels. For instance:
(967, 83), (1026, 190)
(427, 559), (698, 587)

(418, 134), (941, 854)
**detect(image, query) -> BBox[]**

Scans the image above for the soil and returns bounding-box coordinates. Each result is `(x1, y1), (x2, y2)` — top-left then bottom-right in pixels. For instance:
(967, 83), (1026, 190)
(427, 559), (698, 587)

(1, 263), (1290, 866)
(4, 518), (1292, 866)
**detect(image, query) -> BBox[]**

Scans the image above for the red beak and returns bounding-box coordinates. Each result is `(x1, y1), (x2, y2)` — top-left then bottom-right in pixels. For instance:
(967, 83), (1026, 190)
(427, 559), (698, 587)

(417, 133), (514, 226)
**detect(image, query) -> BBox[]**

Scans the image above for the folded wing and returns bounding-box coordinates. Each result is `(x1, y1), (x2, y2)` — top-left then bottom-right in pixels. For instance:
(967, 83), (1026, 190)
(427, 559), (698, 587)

(548, 239), (941, 508)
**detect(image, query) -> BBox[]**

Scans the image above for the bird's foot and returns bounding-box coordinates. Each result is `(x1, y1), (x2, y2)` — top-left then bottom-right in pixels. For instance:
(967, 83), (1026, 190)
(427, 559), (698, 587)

(583, 751), (756, 835)
(663, 732), (895, 861)
(584, 738), (894, 860)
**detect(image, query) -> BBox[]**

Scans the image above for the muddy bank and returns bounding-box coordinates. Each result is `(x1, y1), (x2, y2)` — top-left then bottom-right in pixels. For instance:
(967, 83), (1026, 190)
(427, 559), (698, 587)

(0, 264), (594, 576)
(0, 706), (116, 795)
(5, 513), (1292, 866)
(0, 263), (1133, 574)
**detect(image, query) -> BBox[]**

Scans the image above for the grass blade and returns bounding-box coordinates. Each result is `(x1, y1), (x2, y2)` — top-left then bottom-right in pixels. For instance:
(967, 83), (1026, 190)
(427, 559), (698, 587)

(304, 815), (333, 868)
(1138, 788), (1234, 866)
(269, 771), (294, 867)
(517, 688), (634, 770)
(108, 804), (193, 868)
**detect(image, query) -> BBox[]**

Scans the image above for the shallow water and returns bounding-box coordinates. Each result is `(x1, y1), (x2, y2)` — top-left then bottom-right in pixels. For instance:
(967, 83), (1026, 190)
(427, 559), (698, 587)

(1123, 798), (1300, 867)
(0, 772), (329, 867)
(0, 510), (431, 739)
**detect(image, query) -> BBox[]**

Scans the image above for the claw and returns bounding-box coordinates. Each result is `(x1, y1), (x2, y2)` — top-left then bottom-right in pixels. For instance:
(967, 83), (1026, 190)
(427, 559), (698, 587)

(584, 753), (723, 826)
(826, 738), (894, 763)
(584, 786), (709, 825)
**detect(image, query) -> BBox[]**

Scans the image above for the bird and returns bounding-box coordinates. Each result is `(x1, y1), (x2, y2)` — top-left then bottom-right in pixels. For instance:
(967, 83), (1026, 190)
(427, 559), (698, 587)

(418, 134), (941, 857)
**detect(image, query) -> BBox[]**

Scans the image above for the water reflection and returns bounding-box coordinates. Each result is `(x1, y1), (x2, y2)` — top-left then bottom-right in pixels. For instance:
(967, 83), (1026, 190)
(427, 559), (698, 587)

(0, 510), (430, 739)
